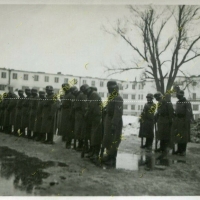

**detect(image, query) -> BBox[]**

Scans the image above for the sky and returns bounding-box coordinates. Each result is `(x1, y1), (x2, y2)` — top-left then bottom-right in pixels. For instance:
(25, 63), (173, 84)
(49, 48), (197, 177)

(1, 2), (200, 82)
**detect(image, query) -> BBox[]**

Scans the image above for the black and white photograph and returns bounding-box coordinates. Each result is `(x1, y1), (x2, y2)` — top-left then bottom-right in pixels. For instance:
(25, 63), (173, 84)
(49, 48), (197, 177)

(0, 0), (200, 197)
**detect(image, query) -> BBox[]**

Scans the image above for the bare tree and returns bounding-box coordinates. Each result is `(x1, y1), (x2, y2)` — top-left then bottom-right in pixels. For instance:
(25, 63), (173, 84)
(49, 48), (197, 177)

(103, 5), (200, 94)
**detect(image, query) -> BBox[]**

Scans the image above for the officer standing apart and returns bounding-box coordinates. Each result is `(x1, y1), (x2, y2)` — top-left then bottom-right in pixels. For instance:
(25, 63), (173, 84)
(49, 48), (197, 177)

(102, 81), (123, 166)
(41, 86), (57, 144)
(154, 92), (174, 155)
(139, 93), (156, 151)
(171, 90), (194, 156)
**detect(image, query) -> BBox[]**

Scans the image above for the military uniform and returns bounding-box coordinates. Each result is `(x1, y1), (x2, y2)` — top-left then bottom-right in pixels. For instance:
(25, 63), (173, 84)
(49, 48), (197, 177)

(102, 86), (123, 163)
(3, 94), (11, 133)
(7, 92), (18, 134)
(139, 99), (156, 149)
(60, 90), (75, 147)
(171, 95), (193, 155)
(14, 93), (25, 134)
(41, 86), (57, 143)
(21, 92), (31, 136)
(86, 90), (102, 157)
(29, 91), (39, 138)
(74, 91), (87, 145)
(154, 95), (174, 152)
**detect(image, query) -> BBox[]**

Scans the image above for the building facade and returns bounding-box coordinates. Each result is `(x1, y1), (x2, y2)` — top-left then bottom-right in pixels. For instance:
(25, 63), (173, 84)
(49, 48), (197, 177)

(0, 68), (200, 119)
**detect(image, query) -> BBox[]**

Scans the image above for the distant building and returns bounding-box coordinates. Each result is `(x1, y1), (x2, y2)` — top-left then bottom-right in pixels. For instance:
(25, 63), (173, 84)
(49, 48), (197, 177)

(0, 68), (200, 119)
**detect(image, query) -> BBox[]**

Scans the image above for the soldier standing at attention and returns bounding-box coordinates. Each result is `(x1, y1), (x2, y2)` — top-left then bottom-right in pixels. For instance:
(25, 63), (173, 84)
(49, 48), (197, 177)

(71, 86), (87, 151)
(82, 84), (102, 163)
(14, 90), (25, 136)
(21, 88), (31, 138)
(60, 83), (76, 149)
(29, 89), (39, 140)
(171, 90), (194, 156)
(102, 81), (123, 166)
(7, 91), (18, 135)
(154, 92), (174, 156)
(41, 86), (57, 144)
(34, 91), (46, 142)
(139, 93), (156, 151)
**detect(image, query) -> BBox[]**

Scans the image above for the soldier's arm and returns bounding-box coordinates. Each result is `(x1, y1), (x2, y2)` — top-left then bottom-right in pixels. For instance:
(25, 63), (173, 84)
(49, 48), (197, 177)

(111, 96), (123, 127)
(167, 101), (174, 122)
(186, 101), (194, 122)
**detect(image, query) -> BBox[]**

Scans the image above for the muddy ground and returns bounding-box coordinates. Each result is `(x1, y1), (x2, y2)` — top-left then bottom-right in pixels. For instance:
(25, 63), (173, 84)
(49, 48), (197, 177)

(0, 132), (200, 196)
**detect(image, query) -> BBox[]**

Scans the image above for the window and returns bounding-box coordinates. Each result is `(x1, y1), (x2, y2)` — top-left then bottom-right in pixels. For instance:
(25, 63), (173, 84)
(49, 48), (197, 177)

(74, 78), (78, 84)
(99, 92), (104, 97)
(44, 76), (49, 82)
(91, 80), (95, 86)
(193, 105), (199, 111)
(132, 84), (136, 89)
(141, 94), (143, 100)
(32, 87), (39, 91)
(9, 87), (13, 92)
(118, 83), (123, 90)
(0, 85), (5, 90)
(12, 73), (17, 79)
(138, 105), (140, 110)
(123, 94), (128, 99)
(1, 72), (6, 78)
(55, 77), (59, 83)
(83, 80), (87, 84)
(100, 81), (104, 87)
(141, 105), (143, 110)
(132, 94), (136, 100)
(123, 105), (128, 109)
(138, 95), (140, 100)
(34, 75), (39, 81)
(64, 78), (68, 83)
(24, 74), (28, 80)
(139, 84), (141, 89)
(193, 93), (196, 100)
(131, 105), (135, 110)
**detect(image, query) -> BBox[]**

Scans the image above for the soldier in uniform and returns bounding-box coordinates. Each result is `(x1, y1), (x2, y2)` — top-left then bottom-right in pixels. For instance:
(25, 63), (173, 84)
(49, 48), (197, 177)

(102, 81), (123, 166)
(29, 89), (39, 139)
(82, 84), (102, 163)
(7, 91), (18, 135)
(90, 87), (97, 92)
(41, 86), (57, 144)
(34, 91), (46, 142)
(3, 92), (12, 134)
(60, 83), (76, 149)
(71, 86), (87, 151)
(139, 93), (156, 151)
(171, 90), (194, 156)
(14, 90), (25, 136)
(0, 93), (7, 132)
(154, 92), (174, 155)
(21, 88), (31, 138)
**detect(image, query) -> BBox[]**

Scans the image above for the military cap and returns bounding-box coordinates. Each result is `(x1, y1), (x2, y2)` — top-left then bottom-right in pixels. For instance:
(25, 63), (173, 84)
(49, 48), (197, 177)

(39, 91), (45, 94)
(177, 90), (184, 96)
(90, 86), (97, 92)
(31, 88), (38, 93)
(80, 84), (90, 92)
(146, 93), (154, 99)
(46, 85), (53, 90)
(107, 81), (118, 88)
(154, 92), (163, 98)
(70, 86), (78, 93)
(18, 90), (24, 93)
(62, 83), (70, 88)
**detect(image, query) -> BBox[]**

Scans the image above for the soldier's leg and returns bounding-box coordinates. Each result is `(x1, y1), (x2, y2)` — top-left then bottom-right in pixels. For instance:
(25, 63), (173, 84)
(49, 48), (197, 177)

(27, 128), (32, 139)
(45, 132), (54, 144)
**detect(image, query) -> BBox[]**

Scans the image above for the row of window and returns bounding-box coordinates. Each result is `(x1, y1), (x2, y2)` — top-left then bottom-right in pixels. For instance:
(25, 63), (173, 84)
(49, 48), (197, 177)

(117, 83), (144, 90)
(123, 94), (143, 100)
(123, 104), (144, 110)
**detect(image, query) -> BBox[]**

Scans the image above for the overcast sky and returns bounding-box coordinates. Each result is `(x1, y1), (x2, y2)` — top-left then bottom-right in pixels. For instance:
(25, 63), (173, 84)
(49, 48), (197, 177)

(1, 2), (200, 82)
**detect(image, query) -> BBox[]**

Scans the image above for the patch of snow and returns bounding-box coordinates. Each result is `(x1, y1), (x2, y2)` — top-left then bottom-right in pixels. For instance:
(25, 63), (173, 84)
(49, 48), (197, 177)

(122, 115), (140, 136)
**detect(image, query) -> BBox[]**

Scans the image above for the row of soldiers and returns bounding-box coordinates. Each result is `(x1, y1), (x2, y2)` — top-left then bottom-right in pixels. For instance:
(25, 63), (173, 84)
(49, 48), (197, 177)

(139, 90), (194, 157)
(0, 81), (123, 166)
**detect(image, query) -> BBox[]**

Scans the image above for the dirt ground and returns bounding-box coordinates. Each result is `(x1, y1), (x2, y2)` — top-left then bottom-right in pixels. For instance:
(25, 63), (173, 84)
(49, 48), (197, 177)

(0, 132), (200, 196)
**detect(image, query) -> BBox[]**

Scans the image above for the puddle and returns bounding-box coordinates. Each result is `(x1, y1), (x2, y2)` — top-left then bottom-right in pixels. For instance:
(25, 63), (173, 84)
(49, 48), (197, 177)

(0, 146), (68, 196)
(104, 152), (186, 171)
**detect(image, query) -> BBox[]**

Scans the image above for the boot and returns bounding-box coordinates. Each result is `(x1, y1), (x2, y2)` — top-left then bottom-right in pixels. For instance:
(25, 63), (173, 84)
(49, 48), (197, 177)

(66, 139), (72, 149)
(76, 140), (83, 151)
(86, 146), (94, 158)
(73, 139), (77, 150)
